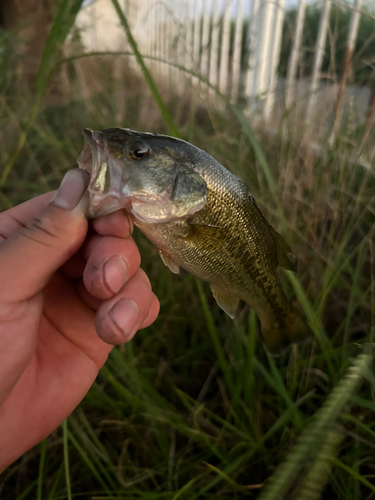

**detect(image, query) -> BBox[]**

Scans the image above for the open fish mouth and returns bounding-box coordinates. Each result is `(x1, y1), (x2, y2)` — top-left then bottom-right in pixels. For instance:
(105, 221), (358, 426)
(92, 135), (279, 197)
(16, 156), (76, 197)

(77, 129), (129, 218)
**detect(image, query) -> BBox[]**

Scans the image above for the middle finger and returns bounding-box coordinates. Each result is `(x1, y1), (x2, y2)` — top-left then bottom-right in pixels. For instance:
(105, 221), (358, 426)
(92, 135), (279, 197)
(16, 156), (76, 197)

(83, 235), (141, 300)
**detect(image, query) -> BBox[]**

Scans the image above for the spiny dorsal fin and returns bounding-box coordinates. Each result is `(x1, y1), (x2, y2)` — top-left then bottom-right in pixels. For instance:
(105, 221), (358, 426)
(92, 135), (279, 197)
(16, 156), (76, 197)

(269, 226), (295, 271)
(210, 284), (239, 319)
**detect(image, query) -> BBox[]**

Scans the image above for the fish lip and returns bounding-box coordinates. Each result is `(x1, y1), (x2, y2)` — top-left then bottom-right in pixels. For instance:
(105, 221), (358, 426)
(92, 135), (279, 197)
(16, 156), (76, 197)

(78, 128), (127, 217)
(78, 129), (106, 177)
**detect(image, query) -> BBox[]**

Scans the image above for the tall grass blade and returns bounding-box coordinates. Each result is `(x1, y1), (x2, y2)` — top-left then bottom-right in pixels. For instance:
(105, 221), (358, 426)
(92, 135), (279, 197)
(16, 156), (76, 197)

(331, 457), (375, 493)
(1, 0), (84, 186)
(62, 419), (72, 500)
(67, 429), (113, 493)
(110, 0), (180, 138)
(37, 439), (46, 500)
(254, 356), (304, 430)
(295, 430), (343, 500)
(230, 106), (279, 203)
(195, 279), (233, 392)
(14, 481), (38, 500)
(257, 353), (372, 500)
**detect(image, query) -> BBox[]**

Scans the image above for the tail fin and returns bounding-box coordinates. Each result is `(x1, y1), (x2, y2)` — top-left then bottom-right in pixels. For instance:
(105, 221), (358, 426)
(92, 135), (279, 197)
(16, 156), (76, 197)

(261, 311), (312, 355)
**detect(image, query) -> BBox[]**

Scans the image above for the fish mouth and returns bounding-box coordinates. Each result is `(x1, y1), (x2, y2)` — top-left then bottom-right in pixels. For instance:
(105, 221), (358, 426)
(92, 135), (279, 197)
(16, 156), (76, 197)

(78, 129), (128, 217)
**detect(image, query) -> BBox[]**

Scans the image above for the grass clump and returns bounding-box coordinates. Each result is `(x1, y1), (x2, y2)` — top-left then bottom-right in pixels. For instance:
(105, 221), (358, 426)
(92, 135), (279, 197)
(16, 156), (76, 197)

(0, 2), (374, 499)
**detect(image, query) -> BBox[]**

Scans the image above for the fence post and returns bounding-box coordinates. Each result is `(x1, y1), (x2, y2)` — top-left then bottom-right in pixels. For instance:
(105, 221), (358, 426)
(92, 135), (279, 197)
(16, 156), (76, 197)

(305, 0), (332, 125)
(161, 6), (169, 82)
(185, 0), (194, 80)
(209, 0), (220, 97)
(285, 0), (306, 109)
(201, 0), (211, 78)
(230, 0), (244, 104)
(245, 0), (260, 111)
(263, 0), (286, 122)
(193, 0), (202, 84)
(253, 0), (274, 102)
(330, 0), (363, 144)
(219, 0), (231, 95)
(177, 4), (187, 86)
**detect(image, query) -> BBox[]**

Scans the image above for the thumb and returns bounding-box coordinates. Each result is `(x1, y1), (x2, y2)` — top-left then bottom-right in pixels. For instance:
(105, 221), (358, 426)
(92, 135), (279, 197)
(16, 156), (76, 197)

(0, 169), (90, 303)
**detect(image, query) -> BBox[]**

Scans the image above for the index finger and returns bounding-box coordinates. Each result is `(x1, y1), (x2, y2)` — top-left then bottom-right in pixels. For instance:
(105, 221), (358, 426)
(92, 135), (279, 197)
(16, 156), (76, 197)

(92, 210), (134, 239)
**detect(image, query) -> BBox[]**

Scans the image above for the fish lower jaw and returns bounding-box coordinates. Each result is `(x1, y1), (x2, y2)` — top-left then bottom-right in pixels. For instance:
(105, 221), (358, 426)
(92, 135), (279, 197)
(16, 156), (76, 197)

(87, 192), (130, 218)
(131, 202), (182, 224)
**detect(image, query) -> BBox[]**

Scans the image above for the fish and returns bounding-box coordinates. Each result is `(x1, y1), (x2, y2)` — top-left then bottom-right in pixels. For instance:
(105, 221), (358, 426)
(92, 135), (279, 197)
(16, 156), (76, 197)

(78, 127), (311, 354)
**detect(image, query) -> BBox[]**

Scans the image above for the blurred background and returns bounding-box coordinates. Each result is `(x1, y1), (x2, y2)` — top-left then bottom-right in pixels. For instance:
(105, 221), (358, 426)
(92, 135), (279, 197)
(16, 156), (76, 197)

(0, 1), (374, 499)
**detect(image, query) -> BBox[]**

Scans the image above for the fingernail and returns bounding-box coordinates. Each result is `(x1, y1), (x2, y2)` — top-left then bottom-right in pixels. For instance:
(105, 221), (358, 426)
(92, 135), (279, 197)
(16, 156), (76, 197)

(104, 256), (128, 294)
(52, 169), (89, 210)
(109, 298), (140, 338)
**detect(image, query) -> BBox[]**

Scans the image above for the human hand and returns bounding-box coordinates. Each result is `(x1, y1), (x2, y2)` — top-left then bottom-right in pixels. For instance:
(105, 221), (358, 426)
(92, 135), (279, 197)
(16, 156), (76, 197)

(0, 169), (159, 471)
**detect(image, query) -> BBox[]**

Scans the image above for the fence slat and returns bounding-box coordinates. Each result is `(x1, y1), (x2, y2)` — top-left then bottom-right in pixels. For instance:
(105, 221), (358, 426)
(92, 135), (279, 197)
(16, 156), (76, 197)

(219, 0), (232, 95)
(254, 0), (274, 100)
(185, 0), (194, 76)
(230, 0), (244, 104)
(201, 0), (211, 77)
(305, 0), (332, 124)
(285, 0), (306, 109)
(209, 0), (220, 95)
(245, 0), (260, 108)
(193, 0), (202, 81)
(263, 0), (286, 122)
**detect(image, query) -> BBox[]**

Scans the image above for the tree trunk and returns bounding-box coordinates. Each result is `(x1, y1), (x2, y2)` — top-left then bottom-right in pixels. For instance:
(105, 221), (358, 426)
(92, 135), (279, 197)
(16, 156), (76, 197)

(0, 0), (54, 80)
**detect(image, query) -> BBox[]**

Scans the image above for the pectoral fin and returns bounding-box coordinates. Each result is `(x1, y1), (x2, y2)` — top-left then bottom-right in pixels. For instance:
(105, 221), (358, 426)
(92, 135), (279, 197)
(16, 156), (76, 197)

(269, 226), (295, 271)
(210, 285), (239, 319)
(158, 249), (180, 274)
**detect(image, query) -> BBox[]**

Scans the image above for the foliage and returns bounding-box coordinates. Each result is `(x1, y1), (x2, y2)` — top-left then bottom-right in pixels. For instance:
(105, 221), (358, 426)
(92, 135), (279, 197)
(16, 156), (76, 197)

(279, 2), (375, 84)
(197, 2), (375, 85)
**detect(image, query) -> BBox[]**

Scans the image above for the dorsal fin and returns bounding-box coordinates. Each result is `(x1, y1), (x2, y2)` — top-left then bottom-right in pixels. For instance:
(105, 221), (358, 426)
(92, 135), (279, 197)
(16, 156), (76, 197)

(269, 226), (295, 271)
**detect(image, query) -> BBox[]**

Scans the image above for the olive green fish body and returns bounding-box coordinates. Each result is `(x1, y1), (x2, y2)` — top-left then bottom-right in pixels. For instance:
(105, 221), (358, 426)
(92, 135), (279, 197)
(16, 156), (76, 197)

(135, 157), (301, 352)
(78, 128), (310, 353)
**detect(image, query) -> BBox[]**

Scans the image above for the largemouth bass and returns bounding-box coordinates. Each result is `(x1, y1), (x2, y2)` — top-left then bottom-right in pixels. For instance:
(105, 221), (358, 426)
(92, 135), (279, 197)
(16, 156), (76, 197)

(78, 128), (310, 353)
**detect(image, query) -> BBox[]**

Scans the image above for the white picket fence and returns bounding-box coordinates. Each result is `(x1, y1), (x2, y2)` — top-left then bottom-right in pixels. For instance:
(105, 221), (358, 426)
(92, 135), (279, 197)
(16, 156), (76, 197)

(77, 0), (374, 145)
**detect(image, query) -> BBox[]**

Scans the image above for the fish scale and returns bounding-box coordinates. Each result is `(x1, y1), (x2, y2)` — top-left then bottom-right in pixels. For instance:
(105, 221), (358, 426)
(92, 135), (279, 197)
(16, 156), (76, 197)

(78, 127), (311, 353)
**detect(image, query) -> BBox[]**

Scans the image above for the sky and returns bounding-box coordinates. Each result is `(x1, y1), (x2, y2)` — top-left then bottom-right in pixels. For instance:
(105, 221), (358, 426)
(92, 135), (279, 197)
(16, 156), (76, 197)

(82, 0), (302, 14)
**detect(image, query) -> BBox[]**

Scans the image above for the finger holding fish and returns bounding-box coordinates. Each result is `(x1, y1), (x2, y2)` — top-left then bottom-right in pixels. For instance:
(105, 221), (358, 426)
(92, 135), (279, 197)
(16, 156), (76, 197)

(82, 234), (141, 299)
(75, 269), (159, 346)
(92, 209), (134, 238)
(61, 210), (135, 280)
(94, 268), (158, 345)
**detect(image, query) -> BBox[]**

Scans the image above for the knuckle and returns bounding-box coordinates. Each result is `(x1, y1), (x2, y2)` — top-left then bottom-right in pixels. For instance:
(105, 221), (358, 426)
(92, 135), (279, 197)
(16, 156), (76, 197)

(20, 212), (62, 247)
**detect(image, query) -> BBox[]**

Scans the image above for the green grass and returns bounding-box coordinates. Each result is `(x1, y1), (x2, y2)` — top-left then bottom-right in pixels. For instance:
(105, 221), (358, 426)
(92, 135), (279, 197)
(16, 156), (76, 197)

(1, 1), (375, 499)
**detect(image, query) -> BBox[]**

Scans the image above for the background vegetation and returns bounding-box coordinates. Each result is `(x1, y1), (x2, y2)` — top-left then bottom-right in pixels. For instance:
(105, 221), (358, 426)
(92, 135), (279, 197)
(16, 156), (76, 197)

(0, 0), (374, 499)
(224, 1), (375, 84)
(279, 2), (375, 84)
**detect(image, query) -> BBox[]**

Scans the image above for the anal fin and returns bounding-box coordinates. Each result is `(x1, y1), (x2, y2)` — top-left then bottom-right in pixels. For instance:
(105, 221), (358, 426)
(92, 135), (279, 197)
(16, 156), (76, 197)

(210, 285), (239, 319)
(158, 249), (180, 274)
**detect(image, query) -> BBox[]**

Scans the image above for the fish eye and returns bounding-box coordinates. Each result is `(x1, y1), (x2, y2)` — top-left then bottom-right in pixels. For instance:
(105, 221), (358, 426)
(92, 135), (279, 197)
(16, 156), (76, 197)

(128, 142), (150, 160)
